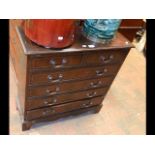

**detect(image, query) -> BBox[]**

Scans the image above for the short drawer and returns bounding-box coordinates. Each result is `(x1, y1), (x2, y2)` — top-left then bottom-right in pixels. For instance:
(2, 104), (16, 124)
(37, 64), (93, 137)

(83, 50), (127, 66)
(26, 87), (108, 110)
(26, 97), (103, 120)
(28, 76), (113, 97)
(30, 53), (83, 70)
(29, 65), (119, 85)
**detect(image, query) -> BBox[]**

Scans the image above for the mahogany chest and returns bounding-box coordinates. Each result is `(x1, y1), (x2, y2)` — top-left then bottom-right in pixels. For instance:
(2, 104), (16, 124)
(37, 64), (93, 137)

(10, 21), (133, 131)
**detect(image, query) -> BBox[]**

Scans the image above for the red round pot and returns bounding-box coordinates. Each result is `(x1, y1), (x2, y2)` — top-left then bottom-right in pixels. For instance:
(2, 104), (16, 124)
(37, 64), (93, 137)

(24, 19), (76, 48)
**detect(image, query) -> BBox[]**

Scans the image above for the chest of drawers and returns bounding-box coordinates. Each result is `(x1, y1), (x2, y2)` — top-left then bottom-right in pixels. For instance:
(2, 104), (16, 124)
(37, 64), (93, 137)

(10, 22), (133, 131)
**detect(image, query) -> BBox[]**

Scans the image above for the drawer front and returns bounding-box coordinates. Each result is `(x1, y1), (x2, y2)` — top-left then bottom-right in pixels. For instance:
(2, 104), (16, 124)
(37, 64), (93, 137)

(83, 50), (127, 66)
(26, 87), (108, 110)
(28, 76), (113, 97)
(29, 65), (119, 85)
(30, 54), (83, 70)
(26, 97), (103, 120)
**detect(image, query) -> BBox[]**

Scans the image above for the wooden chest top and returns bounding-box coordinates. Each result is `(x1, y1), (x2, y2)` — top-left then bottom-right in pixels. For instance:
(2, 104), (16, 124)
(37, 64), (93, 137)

(16, 26), (133, 55)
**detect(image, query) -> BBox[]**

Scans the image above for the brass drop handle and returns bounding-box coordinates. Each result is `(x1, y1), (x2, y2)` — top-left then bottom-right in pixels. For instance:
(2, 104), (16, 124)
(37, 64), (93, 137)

(47, 74), (63, 81)
(44, 100), (54, 106)
(90, 81), (102, 88)
(42, 109), (55, 115)
(46, 86), (60, 95)
(44, 101), (49, 105)
(54, 74), (63, 82)
(96, 68), (108, 76)
(87, 92), (97, 98)
(100, 55), (114, 63)
(83, 101), (93, 107)
(43, 98), (57, 106)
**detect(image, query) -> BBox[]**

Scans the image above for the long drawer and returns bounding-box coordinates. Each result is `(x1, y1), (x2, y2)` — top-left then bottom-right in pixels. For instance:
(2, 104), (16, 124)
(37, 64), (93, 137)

(26, 97), (103, 120)
(26, 87), (108, 110)
(29, 65), (119, 85)
(28, 76), (113, 97)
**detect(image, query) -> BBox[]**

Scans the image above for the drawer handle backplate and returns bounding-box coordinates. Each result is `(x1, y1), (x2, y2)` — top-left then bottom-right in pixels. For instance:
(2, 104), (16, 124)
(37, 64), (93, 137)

(96, 69), (108, 76)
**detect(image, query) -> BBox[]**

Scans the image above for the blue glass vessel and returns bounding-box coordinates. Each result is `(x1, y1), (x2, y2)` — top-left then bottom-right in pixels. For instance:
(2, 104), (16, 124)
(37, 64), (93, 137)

(82, 19), (122, 44)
